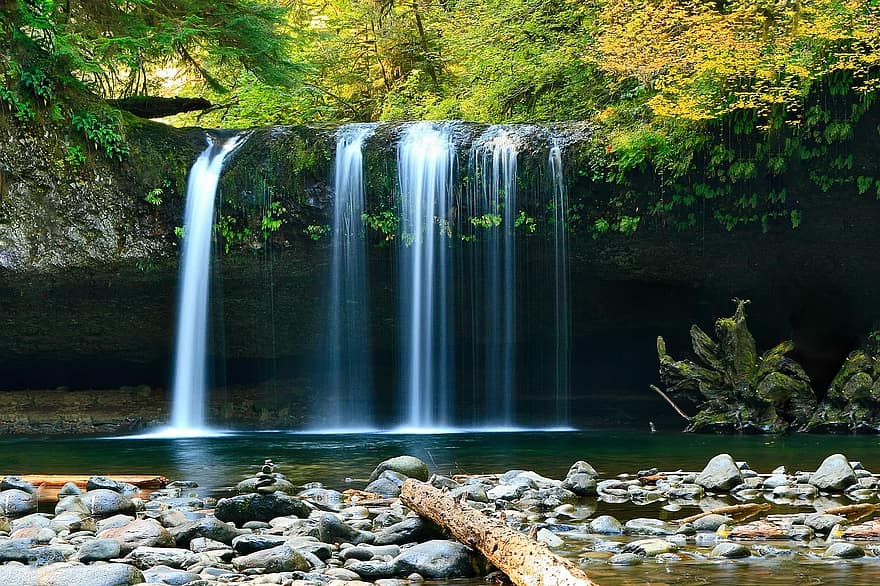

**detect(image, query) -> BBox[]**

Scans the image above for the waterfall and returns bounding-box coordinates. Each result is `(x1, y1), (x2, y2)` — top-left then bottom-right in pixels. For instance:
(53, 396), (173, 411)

(549, 142), (571, 424)
(322, 124), (376, 429)
(469, 129), (519, 426)
(397, 122), (456, 430)
(168, 136), (241, 434)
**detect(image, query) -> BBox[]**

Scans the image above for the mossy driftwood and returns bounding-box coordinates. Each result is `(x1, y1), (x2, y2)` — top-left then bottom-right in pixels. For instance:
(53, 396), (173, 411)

(804, 348), (880, 433)
(400, 479), (598, 586)
(655, 299), (815, 433)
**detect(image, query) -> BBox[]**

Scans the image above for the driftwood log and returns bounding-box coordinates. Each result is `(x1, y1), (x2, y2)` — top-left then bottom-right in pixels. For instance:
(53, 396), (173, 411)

(20, 474), (169, 489)
(676, 503), (770, 525)
(400, 479), (597, 586)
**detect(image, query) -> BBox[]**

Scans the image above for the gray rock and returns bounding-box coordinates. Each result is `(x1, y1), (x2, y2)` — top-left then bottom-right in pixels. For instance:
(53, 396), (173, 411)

(231, 543), (311, 572)
(567, 460), (598, 478)
(215, 492), (311, 525)
(86, 476), (137, 495)
(58, 482), (82, 497)
(0, 540), (68, 564)
(762, 475), (792, 489)
(448, 484), (489, 503)
(298, 488), (344, 511)
(231, 533), (286, 554)
(54, 495), (91, 516)
(804, 513), (848, 534)
(51, 511), (93, 533)
(348, 559), (397, 579)
(126, 546), (196, 570)
(38, 563), (145, 586)
(81, 489), (135, 517)
(823, 542), (865, 558)
(96, 514), (136, 533)
(608, 553), (642, 565)
(168, 516), (245, 546)
(318, 512), (375, 545)
(364, 477), (401, 498)
(589, 515), (623, 535)
(373, 517), (437, 546)
(695, 454), (743, 491)
(0, 565), (37, 586)
(624, 518), (677, 536)
(392, 540), (478, 579)
(1, 477), (36, 494)
(810, 454), (857, 491)
(692, 514), (733, 532)
(98, 518), (175, 553)
(711, 542), (750, 558)
(561, 474), (597, 497)
(368, 456), (430, 482)
(11, 513), (52, 531)
(142, 565), (201, 586)
(0, 489), (38, 517)
(73, 538), (121, 562)
(235, 475), (295, 495)
(189, 537), (230, 553)
(325, 567), (363, 580)
(621, 538), (676, 556)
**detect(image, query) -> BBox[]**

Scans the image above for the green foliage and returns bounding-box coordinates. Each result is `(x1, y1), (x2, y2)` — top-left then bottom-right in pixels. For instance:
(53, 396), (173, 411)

(174, 226), (186, 239)
(145, 180), (171, 205)
(362, 210), (399, 243)
(304, 224), (329, 241)
(70, 109), (129, 160)
(471, 213), (502, 229)
(218, 215), (252, 253)
(261, 201), (286, 240)
(64, 144), (86, 168)
(514, 210), (536, 233)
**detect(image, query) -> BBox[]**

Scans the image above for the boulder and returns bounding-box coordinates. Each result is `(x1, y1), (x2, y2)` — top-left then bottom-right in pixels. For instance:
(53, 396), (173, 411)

(710, 542), (750, 558)
(142, 565), (201, 586)
(231, 543), (311, 572)
(0, 489), (38, 517)
(98, 518), (175, 553)
(810, 454), (857, 491)
(318, 512), (375, 545)
(81, 489), (136, 517)
(73, 538), (122, 562)
(391, 540), (478, 579)
(695, 454), (743, 491)
(125, 546), (197, 570)
(589, 515), (623, 535)
(214, 492), (310, 525)
(38, 563), (145, 586)
(373, 517), (438, 545)
(86, 476), (137, 495)
(368, 456), (429, 482)
(1, 477), (36, 494)
(231, 533), (286, 554)
(168, 516), (245, 546)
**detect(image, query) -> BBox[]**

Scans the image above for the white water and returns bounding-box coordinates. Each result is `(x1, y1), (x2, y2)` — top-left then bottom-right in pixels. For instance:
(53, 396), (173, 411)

(398, 122), (456, 428)
(322, 124), (376, 429)
(549, 143), (571, 424)
(469, 129), (519, 425)
(166, 136), (241, 436)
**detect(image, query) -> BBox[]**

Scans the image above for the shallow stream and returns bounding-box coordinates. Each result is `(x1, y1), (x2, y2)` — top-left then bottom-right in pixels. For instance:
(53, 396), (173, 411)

(5, 430), (880, 584)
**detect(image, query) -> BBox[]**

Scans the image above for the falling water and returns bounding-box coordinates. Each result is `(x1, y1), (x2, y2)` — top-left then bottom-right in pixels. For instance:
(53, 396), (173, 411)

(549, 142), (571, 424)
(168, 136), (241, 435)
(323, 124), (376, 429)
(397, 122), (456, 430)
(469, 129), (519, 426)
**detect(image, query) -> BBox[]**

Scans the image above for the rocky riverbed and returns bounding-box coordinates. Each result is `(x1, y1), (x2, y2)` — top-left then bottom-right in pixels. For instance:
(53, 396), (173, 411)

(2, 452), (880, 585)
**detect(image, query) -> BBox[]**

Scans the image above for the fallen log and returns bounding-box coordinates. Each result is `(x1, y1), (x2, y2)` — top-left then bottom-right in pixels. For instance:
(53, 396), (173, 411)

(676, 503), (770, 525)
(843, 521), (880, 539)
(19, 474), (168, 489)
(107, 96), (212, 118)
(400, 479), (597, 586)
(822, 503), (880, 522)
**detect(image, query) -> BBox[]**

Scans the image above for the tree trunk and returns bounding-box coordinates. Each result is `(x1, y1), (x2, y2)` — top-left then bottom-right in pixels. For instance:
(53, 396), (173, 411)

(400, 479), (598, 586)
(107, 96), (212, 119)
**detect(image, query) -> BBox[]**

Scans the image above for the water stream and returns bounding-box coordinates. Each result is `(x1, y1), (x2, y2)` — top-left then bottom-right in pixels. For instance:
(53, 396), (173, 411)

(321, 124), (377, 430)
(167, 136), (242, 436)
(397, 122), (456, 430)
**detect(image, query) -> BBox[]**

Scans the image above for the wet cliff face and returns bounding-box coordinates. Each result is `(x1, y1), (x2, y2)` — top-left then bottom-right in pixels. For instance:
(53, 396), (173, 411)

(1, 112), (879, 430)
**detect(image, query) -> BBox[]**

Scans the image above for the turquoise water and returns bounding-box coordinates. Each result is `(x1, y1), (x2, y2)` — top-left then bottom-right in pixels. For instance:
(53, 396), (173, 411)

(4, 430), (880, 493)
(6, 430), (880, 584)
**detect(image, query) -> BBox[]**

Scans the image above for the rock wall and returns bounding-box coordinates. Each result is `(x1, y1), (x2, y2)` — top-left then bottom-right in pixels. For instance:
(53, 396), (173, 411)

(1, 110), (880, 431)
